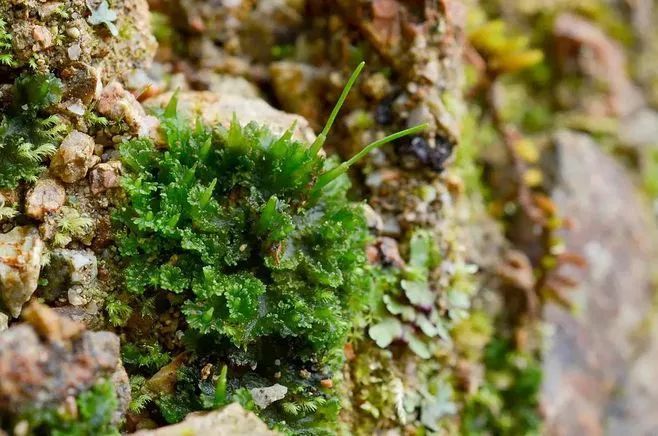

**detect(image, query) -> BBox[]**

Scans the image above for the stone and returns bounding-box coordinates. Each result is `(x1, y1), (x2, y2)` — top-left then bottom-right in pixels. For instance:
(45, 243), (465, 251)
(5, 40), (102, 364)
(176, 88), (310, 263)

(542, 130), (658, 435)
(0, 311), (123, 414)
(144, 91), (316, 143)
(51, 249), (98, 286)
(89, 161), (122, 195)
(21, 301), (85, 342)
(98, 82), (160, 139)
(50, 131), (98, 183)
(249, 384), (288, 409)
(130, 403), (277, 436)
(25, 178), (66, 220)
(0, 226), (44, 318)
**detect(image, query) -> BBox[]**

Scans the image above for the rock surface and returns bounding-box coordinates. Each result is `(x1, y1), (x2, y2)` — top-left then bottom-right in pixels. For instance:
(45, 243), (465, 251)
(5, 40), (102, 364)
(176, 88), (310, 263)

(98, 82), (160, 138)
(0, 0), (156, 82)
(144, 91), (316, 143)
(50, 131), (99, 183)
(542, 130), (658, 435)
(250, 384), (288, 410)
(25, 178), (66, 220)
(130, 403), (277, 436)
(0, 302), (128, 415)
(0, 226), (44, 318)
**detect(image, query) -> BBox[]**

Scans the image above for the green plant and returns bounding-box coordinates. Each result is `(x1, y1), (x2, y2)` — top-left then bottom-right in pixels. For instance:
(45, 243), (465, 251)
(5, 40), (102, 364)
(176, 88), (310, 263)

(52, 206), (95, 247)
(462, 338), (543, 436)
(0, 18), (14, 66)
(114, 63), (425, 430)
(368, 230), (477, 359)
(17, 379), (120, 436)
(0, 73), (66, 188)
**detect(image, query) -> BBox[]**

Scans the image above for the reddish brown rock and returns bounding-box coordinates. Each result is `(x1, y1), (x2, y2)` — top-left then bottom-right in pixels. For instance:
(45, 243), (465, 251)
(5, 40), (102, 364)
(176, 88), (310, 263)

(98, 82), (159, 139)
(25, 178), (66, 220)
(0, 306), (125, 414)
(89, 161), (122, 195)
(50, 131), (98, 183)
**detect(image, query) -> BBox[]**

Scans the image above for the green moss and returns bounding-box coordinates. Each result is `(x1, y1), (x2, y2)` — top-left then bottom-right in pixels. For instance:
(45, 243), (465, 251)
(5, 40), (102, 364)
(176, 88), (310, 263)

(113, 66), (425, 431)
(462, 338), (542, 436)
(0, 73), (66, 188)
(0, 18), (14, 66)
(16, 380), (120, 436)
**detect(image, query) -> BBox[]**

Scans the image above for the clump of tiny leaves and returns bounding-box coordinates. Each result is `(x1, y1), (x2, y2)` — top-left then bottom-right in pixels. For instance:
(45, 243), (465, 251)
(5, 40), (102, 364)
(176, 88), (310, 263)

(368, 230), (478, 359)
(0, 73), (68, 188)
(114, 63), (425, 431)
(9, 379), (120, 436)
(462, 337), (543, 435)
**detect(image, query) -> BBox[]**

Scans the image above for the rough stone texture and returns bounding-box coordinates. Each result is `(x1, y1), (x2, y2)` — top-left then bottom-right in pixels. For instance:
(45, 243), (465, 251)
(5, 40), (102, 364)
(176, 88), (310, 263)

(542, 130), (658, 435)
(0, 226), (44, 318)
(89, 161), (122, 195)
(144, 91), (316, 143)
(50, 131), (98, 183)
(25, 178), (66, 220)
(130, 403), (277, 436)
(0, 302), (127, 415)
(0, 0), (156, 83)
(98, 82), (160, 138)
(250, 384), (288, 410)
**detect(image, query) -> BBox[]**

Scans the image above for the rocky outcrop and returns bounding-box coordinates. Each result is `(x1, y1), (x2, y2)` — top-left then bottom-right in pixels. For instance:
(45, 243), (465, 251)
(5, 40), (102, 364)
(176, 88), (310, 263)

(0, 0), (156, 83)
(542, 131), (658, 435)
(0, 226), (44, 318)
(0, 302), (128, 416)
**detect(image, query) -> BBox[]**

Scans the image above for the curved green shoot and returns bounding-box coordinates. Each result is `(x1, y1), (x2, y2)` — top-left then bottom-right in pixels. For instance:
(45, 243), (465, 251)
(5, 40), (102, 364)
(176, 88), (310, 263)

(311, 123), (429, 195)
(310, 61), (366, 156)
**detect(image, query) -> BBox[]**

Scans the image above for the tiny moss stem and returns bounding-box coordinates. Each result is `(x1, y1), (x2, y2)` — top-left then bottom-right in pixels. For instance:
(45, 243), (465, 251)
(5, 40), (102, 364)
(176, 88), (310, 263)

(312, 123), (428, 194)
(310, 62), (366, 156)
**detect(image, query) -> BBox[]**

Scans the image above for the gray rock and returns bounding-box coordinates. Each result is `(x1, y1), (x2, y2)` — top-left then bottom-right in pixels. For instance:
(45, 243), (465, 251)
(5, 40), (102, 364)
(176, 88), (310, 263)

(250, 384), (288, 409)
(542, 130), (658, 435)
(25, 178), (66, 220)
(0, 226), (44, 318)
(50, 131), (99, 183)
(51, 248), (98, 286)
(130, 403), (277, 436)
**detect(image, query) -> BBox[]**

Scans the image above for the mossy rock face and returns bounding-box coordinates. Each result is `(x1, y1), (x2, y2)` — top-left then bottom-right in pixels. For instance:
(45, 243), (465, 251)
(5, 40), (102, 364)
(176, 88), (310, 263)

(0, 0), (156, 82)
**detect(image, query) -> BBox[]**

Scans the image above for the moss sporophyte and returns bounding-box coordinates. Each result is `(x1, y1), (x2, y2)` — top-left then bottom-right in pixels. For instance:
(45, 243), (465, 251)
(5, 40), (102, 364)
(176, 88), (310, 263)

(114, 62), (426, 431)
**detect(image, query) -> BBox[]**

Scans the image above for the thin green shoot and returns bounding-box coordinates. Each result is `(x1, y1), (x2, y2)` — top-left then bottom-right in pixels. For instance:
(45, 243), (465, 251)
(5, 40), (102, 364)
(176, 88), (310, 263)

(312, 123), (428, 195)
(310, 61), (366, 155)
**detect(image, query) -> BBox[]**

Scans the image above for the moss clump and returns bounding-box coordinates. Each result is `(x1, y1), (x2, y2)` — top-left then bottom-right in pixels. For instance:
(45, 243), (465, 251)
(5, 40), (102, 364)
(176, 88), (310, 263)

(15, 380), (120, 436)
(0, 73), (67, 188)
(462, 338), (542, 436)
(113, 65), (425, 431)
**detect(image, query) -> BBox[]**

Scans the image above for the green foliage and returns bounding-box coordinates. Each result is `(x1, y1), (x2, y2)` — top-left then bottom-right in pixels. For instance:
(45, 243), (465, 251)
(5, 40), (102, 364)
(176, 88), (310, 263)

(0, 73), (66, 188)
(115, 102), (374, 357)
(17, 379), (120, 436)
(122, 342), (171, 372)
(0, 18), (15, 66)
(462, 338), (543, 436)
(52, 206), (95, 247)
(368, 230), (477, 359)
(114, 65), (424, 431)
